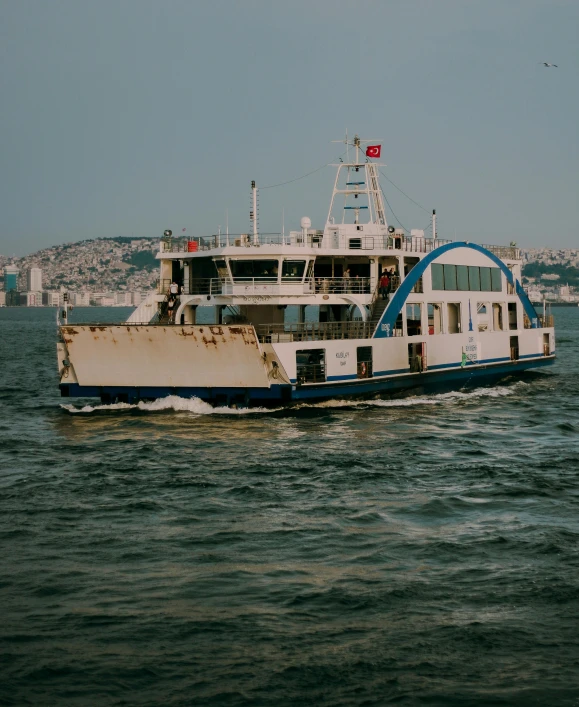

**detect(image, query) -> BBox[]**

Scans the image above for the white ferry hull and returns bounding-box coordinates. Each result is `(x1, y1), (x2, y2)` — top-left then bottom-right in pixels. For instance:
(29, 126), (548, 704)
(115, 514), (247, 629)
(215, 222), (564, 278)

(58, 324), (555, 407)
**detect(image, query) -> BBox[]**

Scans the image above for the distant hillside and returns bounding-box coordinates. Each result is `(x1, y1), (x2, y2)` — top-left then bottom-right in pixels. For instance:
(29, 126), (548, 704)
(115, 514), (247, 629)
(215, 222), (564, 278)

(8, 237), (160, 293)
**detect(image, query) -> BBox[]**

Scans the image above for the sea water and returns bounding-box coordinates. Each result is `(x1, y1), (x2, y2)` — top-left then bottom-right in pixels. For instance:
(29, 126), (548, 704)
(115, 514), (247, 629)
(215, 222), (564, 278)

(1, 307), (578, 706)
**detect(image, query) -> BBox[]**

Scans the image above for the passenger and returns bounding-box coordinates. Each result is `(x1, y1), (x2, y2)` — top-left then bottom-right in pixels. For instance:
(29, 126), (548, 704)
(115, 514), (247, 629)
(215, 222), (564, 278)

(167, 297), (175, 324)
(343, 267), (351, 293)
(380, 272), (390, 299)
(170, 281), (179, 296)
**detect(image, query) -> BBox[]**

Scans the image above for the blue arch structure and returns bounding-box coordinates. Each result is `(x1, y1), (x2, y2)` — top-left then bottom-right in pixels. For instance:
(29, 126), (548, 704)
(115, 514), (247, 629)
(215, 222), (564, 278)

(374, 241), (539, 338)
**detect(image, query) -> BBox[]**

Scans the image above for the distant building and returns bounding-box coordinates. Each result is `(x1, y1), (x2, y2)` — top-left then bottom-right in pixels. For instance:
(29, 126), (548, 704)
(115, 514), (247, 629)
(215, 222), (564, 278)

(43, 292), (60, 307)
(71, 292), (90, 307)
(0, 292), (6, 307)
(3, 265), (19, 292)
(115, 292), (132, 306)
(131, 291), (145, 306)
(93, 295), (115, 306)
(20, 292), (41, 307)
(27, 267), (42, 292)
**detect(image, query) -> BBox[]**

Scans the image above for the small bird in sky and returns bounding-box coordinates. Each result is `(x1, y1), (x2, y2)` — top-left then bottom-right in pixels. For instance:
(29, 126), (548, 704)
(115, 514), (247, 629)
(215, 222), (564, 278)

(540, 62), (558, 67)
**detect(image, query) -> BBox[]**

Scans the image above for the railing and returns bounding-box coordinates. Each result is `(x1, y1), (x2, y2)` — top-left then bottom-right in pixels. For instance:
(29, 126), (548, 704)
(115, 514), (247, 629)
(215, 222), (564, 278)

(158, 277), (375, 297)
(255, 320), (374, 343)
(296, 364), (326, 384)
(482, 245), (520, 260)
(159, 233), (455, 254)
(159, 235), (520, 258)
(523, 314), (555, 329)
(313, 277), (371, 294)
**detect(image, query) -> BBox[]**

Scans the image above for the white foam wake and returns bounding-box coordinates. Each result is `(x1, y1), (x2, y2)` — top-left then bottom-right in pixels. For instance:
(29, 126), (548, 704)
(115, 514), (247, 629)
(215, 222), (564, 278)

(61, 395), (276, 416)
(298, 382), (528, 409)
(60, 383), (527, 415)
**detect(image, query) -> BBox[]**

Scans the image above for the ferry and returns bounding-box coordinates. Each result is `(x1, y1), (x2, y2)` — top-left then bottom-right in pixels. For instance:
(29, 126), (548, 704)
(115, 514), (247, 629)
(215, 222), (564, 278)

(57, 136), (555, 407)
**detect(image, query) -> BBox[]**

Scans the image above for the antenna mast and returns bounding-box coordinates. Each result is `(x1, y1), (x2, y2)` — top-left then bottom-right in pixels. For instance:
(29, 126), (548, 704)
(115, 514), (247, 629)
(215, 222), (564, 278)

(251, 180), (258, 244)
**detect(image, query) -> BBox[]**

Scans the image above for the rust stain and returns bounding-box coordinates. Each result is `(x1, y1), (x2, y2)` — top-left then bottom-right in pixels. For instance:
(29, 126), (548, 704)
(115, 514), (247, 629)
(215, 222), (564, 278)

(179, 328), (198, 338)
(202, 336), (218, 347)
(210, 326), (223, 336)
(62, 327), (79, 335)
(89, 326), (107, 332)
(63, 338), (73, 344)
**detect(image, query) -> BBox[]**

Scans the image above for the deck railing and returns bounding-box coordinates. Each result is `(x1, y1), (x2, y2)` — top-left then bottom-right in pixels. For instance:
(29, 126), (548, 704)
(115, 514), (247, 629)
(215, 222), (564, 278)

(157, 277), (375, 297)
(523, 313), (554, 329)
(159, 233), (458, 254)
(159, 235), (519, 258)
(255, 320), (374, 343)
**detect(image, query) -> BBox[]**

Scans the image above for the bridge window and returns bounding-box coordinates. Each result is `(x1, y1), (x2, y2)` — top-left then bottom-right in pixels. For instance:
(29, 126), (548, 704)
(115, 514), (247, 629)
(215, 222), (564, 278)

(491, 268), (502, 291)
(230, 260), (279, 280)
(282, 260), (306, 280)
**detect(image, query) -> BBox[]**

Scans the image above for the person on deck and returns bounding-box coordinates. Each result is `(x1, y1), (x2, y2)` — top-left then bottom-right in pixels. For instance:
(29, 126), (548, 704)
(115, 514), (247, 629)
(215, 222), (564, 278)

(380, 272), (390, 300)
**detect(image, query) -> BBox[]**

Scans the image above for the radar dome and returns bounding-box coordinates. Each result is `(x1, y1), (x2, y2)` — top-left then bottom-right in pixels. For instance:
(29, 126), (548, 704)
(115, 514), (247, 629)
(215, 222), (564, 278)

(300, 217), (312, 230)
(388, 226), (395, 234)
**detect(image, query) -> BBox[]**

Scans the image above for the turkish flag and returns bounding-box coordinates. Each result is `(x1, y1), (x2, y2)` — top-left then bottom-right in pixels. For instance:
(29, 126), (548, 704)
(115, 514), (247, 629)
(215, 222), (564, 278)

(366, 145), (381, 158)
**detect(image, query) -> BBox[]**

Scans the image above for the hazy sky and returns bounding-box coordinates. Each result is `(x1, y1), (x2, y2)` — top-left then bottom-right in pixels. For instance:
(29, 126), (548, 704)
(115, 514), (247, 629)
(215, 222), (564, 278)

(1, 0), (577, 256)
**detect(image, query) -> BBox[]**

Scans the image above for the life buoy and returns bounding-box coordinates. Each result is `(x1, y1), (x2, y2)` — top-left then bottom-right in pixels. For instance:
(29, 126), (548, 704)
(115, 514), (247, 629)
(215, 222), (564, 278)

(360, 362), (367, 377)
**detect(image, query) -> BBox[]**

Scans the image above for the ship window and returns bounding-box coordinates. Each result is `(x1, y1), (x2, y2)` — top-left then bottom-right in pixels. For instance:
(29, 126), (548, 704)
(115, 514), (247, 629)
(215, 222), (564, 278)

(468, 266), (481, 290)
(447, 303), (461, 333)
(443, 264), (457, 290)
(508, 302), (518, 330)
(491, 268), (502, 291)
(493, 303), (504, 331)
(431, 263), (444, 290)
(357, 347), (373, 378)
(480, 267), (492, 291)
(406, 303), (422, 336)
(296, 349), (326, 384)
(477, 302), (490, 332)
(282, 260), (306, 280)
(428, 303), (442, 334)
(457, 265), (469, 291)
(230, 260), (279, 280)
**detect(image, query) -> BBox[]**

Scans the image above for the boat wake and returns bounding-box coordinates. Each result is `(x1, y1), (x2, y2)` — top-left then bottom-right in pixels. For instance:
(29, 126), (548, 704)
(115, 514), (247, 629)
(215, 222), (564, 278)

(60, 382), (527, 416)
(60, 395), (276, 416)
(302, 382), (528, 409)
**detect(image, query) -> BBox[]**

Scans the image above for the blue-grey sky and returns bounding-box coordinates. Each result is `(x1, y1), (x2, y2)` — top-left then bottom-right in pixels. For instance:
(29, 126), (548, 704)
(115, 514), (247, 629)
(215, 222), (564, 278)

(1, 0), (577, 256)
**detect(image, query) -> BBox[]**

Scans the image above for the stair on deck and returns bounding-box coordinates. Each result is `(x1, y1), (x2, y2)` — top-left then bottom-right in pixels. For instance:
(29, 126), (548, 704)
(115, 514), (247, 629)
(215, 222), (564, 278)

(369, 296), (389, 333)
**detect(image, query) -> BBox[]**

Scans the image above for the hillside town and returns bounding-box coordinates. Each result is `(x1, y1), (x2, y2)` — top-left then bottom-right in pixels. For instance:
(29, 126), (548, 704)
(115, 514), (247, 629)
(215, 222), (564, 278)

(0, 237), (159, 307)
(1, 240), (578, 306)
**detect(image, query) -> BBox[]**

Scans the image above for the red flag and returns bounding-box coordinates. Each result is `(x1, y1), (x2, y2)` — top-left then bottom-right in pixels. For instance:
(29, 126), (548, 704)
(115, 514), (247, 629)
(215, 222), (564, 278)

(365, 145), (381, 158)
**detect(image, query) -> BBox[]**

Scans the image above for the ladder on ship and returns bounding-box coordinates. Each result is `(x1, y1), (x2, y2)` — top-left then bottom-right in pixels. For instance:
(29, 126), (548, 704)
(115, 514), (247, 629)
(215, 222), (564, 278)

(369, 296), (389, 333)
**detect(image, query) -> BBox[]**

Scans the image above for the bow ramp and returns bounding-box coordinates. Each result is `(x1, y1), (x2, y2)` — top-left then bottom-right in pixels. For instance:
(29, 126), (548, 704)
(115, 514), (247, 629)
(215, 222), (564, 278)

(58, 324), (275, 390)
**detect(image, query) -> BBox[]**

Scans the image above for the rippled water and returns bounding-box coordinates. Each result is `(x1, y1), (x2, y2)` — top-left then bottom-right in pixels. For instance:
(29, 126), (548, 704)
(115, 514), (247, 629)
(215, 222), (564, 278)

(1, 307), (579, 706)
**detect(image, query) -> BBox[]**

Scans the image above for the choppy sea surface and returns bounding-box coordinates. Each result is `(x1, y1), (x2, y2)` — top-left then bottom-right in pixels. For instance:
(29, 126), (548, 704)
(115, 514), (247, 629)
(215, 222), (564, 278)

(1, 306), (579, 706)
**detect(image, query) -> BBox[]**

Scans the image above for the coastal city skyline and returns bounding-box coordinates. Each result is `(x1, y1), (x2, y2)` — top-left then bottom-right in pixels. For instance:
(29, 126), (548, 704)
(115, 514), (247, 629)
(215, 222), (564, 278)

(2, 237), (579, 306)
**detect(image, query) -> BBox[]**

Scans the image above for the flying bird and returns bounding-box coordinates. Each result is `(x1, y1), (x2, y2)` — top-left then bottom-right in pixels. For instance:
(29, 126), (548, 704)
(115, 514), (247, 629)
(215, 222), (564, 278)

(540, 62), (558, 67)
